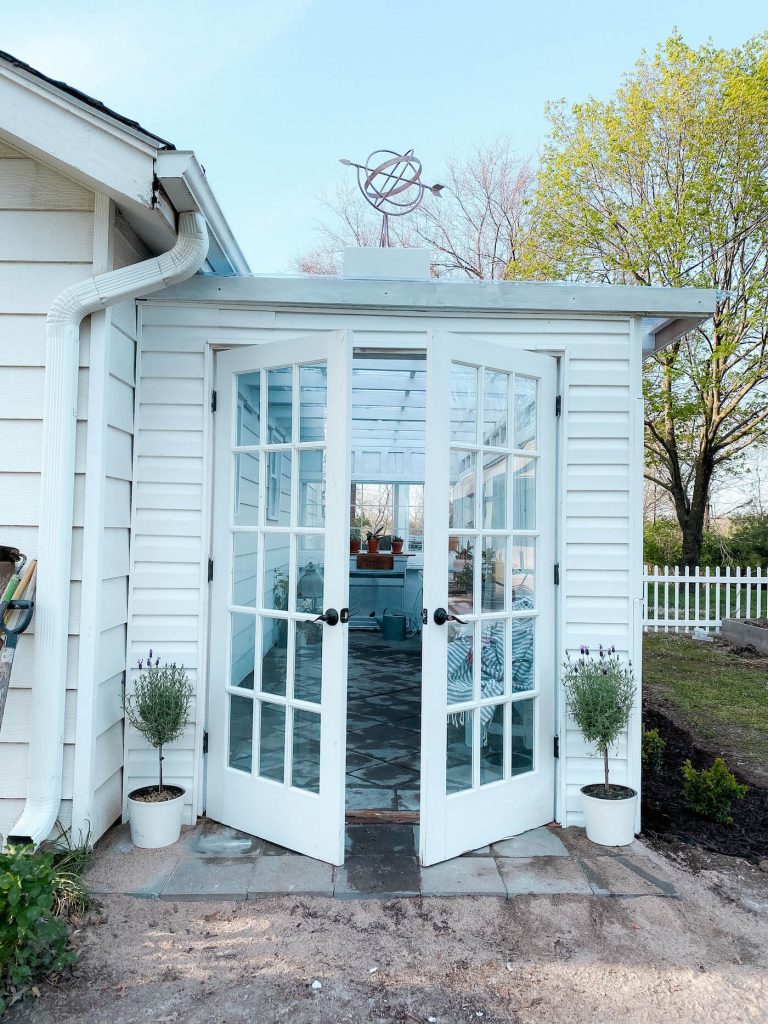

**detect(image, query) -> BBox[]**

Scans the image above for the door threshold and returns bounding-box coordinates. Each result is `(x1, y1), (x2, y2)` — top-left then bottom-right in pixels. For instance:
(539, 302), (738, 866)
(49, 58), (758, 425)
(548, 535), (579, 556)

(345, 810), (419, 825)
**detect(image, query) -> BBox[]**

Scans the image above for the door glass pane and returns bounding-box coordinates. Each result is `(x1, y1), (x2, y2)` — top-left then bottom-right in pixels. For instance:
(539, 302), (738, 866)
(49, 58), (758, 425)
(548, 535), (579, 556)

(480, 619), (506, 697)
(513, 456), (536, 530)
(300, 363), (327, 442)
(450, 450), (476, 529)
(481, 537), (506, 612)
(236, 371), (260, 446)
(296, 535), (325, 614)
(292, 708), (321, 793)
(448, 537), (474, 617)
(263, 533), (290, 611)
(266, 451), (291, 525)
(514, 376), (537, 450)
(258, 701), (285, 782)
(299, 450), (325, 527)
(483, 369), (508, 447)
(228, 694), (253, 772)
(234, 453), (260, 526)
(294, 621), (322, 703)
(511, 618), (535, 693)
(232, 532), (258, 608)
(511, 537), (536, 606)
(482, 453), (506, 529)
(260, 616), (287, 695)
(230, 613), (255, 689)
(511, 698), (534, 776)
(446, 621), (474, 707)
(267, 366), (293, 443)
(446, 710), (473, 793)
(450, 363), (478, 444)
(480, 703), (504, 785)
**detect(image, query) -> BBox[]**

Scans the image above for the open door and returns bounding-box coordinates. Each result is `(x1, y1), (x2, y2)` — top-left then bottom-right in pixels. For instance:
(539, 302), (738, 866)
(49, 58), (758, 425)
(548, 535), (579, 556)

(420, 333), (557, 865)
(206, 333), (351, 865)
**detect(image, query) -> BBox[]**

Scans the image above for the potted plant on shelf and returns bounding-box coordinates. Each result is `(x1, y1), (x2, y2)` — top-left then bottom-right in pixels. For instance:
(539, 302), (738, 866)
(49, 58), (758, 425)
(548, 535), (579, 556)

(350, 532), (361, 554)
(366, 527), (384, 553)
(391, 536), (404, 554)
(123, 650), (194, 849)
(563, 644), (637, 846)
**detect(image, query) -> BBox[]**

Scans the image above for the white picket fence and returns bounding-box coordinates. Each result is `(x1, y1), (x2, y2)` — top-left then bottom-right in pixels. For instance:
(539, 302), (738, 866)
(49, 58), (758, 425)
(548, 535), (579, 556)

(642, 565), (768, 633)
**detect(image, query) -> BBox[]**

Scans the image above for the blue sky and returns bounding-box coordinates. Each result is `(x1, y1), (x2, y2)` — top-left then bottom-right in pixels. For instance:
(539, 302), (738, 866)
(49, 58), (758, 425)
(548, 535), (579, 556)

(2, 1), (766, 272)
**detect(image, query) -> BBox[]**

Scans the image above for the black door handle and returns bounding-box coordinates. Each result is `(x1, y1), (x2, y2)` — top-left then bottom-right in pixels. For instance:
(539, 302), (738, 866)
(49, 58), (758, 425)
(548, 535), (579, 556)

(314, 608), (339, 626)
(432, 607), (468, 626)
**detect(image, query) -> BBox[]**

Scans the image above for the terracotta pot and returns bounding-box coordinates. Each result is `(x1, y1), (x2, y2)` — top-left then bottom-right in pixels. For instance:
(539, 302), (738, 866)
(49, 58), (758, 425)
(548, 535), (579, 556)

(392, 541), (404, 553)
(367, 537), (379, 553)
(350, 539), (361, 553)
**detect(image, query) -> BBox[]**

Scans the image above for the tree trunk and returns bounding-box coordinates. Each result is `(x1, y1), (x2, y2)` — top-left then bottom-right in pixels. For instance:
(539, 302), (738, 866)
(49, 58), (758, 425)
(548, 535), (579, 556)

(159, 743), (164, 794)
(603, 747), (610, 793)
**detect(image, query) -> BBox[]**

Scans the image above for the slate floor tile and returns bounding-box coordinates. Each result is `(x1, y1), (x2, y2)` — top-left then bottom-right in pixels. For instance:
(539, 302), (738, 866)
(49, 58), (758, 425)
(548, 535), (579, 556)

(421, 857), (505, 896)
(249, 854), (334, 896)
(345, 825), (417, 856)
(492, 826), (568, 858)
(345, 785), (396, 811)
(497, 856), (591, 896)
(337, 855), (420, 896)
(162, 857), (258, 898)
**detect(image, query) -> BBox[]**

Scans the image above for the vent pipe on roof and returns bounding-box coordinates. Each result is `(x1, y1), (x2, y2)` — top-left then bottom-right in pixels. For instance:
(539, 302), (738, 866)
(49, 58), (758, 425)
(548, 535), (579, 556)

(7, 211), (208, 848)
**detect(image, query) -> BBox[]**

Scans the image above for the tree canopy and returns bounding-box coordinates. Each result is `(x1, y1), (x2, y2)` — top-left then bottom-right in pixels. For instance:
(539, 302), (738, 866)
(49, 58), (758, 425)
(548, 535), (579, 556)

(512, 32), (768, 567)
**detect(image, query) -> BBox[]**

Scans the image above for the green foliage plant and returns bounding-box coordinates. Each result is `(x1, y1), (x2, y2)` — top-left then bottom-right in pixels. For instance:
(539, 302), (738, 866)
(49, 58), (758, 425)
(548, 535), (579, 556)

(641, 726), (666, 774)
(681, 756), (748, 824)
(122, 650), (193, 794)
(515, 32), (768, 568)
(0, 845), (75, 1013)
(563, 645), (636, 794)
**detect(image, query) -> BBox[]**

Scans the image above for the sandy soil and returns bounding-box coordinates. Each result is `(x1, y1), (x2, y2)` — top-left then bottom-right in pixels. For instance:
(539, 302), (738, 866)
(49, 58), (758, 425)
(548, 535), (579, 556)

(9, 851), (768, 1024)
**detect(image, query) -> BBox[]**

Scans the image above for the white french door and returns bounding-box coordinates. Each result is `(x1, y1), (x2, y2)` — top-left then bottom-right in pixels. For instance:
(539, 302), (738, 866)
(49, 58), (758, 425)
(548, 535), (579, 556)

(206, 333), (351, 865)
(420, 333), (557, 866)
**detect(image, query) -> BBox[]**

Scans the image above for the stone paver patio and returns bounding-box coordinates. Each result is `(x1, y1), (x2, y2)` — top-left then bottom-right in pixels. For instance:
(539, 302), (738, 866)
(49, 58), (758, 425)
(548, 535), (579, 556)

(84, 819), (678, 901)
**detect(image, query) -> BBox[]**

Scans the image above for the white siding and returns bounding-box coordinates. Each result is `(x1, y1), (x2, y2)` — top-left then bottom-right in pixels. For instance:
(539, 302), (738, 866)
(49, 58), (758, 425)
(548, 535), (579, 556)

(130, 302), (641, 829)
(0, 140), (93, 841)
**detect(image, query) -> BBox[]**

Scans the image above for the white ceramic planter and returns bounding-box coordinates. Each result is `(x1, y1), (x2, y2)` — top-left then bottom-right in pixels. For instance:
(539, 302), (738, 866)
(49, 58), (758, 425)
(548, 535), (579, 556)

(580, 785), (638, 847)
(127, 787), (185, 849)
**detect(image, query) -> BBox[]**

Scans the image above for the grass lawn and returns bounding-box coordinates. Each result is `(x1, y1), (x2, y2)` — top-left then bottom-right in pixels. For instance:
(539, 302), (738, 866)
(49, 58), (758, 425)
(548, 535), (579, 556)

(643, 632), (768, 776)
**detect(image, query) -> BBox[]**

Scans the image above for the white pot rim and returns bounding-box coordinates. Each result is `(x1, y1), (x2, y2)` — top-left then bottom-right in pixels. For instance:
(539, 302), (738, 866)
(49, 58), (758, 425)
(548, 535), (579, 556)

(580, 784), (637, 800)
(127, 786), (186, 804)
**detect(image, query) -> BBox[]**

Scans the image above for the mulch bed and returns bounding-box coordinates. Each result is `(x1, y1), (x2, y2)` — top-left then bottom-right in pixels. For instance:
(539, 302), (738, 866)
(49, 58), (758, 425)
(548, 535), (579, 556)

(641, 703), (768, 864)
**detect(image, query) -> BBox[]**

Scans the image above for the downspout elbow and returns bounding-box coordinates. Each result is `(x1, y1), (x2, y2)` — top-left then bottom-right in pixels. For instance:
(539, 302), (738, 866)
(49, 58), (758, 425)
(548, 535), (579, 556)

(7, 211), (208, 848)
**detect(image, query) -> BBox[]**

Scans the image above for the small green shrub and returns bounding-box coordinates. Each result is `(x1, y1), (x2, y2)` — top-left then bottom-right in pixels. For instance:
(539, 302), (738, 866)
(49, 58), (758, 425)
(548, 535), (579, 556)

(681, 757), (748, 824)
(641, 726), (666, 773)
(0, 846), (75, 1013)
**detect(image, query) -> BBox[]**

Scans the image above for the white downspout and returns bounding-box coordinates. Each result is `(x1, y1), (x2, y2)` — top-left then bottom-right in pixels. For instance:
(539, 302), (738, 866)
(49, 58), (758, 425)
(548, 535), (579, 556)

(8, 210), (208, 846)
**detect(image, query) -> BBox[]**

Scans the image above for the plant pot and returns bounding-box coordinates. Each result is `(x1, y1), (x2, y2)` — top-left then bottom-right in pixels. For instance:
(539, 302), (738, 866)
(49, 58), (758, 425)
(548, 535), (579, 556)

(350, 539), (361, 554)
(392, 541), (404, 553)
(580, 784), (638, 846)
(367, 538), (379, 553)
(127, 785), (185, 849)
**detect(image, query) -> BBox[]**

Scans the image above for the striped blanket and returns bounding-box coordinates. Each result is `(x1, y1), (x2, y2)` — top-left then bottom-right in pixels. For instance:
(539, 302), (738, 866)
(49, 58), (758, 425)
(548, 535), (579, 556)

(447, 596), (535, 745)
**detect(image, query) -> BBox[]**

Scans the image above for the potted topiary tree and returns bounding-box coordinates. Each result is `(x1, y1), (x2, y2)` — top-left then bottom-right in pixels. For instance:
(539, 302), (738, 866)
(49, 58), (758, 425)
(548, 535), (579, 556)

(563, 644), (637, 846)
(122, 650), (194, 849)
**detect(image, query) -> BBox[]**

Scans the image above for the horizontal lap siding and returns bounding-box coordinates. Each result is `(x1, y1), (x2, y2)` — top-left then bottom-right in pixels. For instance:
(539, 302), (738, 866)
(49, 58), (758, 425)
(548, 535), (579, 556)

(563, 333), (634, 823)
(0, 141), (93, 841)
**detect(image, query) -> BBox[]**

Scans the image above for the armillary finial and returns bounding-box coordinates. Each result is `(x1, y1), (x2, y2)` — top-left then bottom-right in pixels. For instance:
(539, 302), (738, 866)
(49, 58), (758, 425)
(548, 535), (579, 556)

(340, 149), (444, 247)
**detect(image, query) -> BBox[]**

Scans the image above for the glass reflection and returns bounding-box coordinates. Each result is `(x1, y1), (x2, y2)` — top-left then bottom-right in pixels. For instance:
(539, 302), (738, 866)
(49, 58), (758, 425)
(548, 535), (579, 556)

(450, 450), (476, 529)
(511, 618), (535, 693)
(480, 619), (506, 697)
(483, 369), (508, 447)
(299, 363), (327, 442)
(446, 620), (475, 707)
(230, 612), (255, 689)
(513, 456), (536, 530)
(299, 450), (325, 527)
(262, 533), (290, 611)
(514, 376), (537, 450)
(236, 371), (260, 446)
(450, 363), (478, 444)
(511, 699), (534, 776)
(448, 536), (475, 617)
(266, 451), (291, 526)
(267, 366), (293, 443)
(482, 452), (506, 529)
(234, 453), (260, 526)
(446, 710), (473, 793)
(260, 616), (287, 696)
(480, 703), (504, 785)
(258, 702), (285, 782)
(481, 537), (506, 613)
(294, 621), (322, 703)
(228, 694), (253, 772)
(292, 709), (321, 793)
(232, 532), (258, 608)
(511, 537), (536, 606)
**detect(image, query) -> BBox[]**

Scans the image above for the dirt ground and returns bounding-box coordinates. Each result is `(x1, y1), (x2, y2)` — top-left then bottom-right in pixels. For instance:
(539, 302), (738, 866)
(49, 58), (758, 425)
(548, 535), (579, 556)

(10, 848), (768, 1024)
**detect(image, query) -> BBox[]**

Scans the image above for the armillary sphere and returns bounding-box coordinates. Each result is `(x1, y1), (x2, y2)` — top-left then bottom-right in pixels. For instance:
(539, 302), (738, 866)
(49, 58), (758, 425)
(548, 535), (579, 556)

(340, 149), (444, 247)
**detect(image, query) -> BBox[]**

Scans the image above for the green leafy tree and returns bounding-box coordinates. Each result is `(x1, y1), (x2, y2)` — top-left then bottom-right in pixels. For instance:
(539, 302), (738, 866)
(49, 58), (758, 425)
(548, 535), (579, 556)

(512, 33), (768, 568)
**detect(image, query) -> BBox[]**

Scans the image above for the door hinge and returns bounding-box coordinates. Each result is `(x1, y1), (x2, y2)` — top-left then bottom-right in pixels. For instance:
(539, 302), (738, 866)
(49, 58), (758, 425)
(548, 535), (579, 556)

(203, 731), (209, 754)
(554, 563), (560, 585)
(211, 389), (217, 413)
(208, 558), (214, 582)
(553, 735), (560, 759)
(555, 394), (562, 417)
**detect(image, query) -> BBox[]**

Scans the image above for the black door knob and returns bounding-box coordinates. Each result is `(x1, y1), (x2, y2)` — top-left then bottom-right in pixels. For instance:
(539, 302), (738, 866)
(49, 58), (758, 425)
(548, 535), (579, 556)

(432, 607), (468, 626)
(314, 608), (339, 626)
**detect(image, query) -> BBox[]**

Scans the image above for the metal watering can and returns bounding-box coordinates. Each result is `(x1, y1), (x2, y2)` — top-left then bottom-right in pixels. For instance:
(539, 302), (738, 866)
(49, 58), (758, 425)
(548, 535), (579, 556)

(368, 608), (407, 641)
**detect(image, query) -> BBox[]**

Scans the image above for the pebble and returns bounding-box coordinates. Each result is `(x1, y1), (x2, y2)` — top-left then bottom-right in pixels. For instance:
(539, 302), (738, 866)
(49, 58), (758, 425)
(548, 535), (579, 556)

(759, 860), (768, 874)
(311, 980), (322, 991)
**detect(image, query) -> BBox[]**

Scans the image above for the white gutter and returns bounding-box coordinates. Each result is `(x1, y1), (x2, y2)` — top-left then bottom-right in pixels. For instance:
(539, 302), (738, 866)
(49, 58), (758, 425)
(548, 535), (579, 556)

(8, 211), (208, 847)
